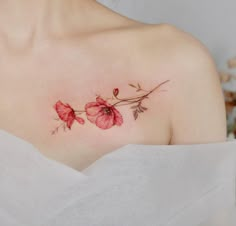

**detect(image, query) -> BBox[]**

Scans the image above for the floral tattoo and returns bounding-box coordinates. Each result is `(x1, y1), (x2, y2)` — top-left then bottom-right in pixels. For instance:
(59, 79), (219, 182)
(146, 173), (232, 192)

(51, 79), (170, 134)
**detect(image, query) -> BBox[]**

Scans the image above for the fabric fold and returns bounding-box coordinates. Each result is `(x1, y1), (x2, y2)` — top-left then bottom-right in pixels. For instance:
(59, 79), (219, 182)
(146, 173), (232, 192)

(0, 129), (236, 226)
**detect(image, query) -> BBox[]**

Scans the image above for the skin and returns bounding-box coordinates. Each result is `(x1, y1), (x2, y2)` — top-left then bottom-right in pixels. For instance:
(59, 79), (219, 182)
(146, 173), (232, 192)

(0, 0), (227, 171)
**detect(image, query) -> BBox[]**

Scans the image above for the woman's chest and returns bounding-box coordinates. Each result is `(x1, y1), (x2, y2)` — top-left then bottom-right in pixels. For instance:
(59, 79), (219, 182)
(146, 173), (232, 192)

(0, 49), (171, 171)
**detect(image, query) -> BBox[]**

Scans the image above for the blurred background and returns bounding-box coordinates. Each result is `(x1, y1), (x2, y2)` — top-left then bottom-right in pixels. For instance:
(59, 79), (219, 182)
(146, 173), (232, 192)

(98, 0), (236, 139)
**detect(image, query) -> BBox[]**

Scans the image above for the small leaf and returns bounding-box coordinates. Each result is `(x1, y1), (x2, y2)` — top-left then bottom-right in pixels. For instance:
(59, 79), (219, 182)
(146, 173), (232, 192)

(137, 106), (144, 112)
(128, 84), (137, 88)
(137, 108), (142, 113)
(140, 106), (148, 111)
(130, 105), (138, 109)
(133, 110), (138, 120)
(63, 124), (66, 131)
(137, 83), (141, 88)
(51, 127), (58, 135)
(136, 88), (142, 92)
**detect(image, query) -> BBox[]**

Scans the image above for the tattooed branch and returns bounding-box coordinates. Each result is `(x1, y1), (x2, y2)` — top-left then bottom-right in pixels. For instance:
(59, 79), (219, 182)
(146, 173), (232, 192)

(51, 80), (170, 134)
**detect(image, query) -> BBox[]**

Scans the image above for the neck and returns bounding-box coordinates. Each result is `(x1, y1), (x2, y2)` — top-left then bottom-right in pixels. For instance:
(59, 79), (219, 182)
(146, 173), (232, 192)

(0, 0), (95, 47)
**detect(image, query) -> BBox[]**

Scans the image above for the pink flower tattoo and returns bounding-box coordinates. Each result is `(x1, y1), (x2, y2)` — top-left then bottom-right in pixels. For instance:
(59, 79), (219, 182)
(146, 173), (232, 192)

(52, 80), (170, 134)
(85, 96), (123, 129)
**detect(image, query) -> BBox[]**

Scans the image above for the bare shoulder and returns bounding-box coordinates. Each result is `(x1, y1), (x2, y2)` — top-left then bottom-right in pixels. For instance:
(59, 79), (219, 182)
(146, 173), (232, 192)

(134, 23), (227, 144)
(133, 23), (217, 65)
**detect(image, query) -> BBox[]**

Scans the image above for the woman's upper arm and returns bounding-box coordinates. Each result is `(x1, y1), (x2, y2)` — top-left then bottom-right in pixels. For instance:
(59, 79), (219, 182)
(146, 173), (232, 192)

(167, 31), (227, 144)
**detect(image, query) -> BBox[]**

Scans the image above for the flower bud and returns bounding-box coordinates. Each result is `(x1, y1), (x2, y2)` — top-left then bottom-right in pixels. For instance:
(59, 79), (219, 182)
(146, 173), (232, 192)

(113, 88), (119, 97)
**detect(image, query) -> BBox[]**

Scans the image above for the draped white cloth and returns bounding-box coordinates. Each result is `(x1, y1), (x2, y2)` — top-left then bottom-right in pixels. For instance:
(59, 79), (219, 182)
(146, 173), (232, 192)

(0, 129), (236, 226)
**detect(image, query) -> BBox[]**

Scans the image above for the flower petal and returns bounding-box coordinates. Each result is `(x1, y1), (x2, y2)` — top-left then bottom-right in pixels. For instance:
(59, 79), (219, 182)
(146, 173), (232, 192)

(112, 107), (123, 126)
(95, 112), (115, 129)
(85, 102), (103, 116)
(96, 96), (107, 105)
(54, 100), (74, 121)
(75, 117), (85, 125)
(86, 110), (103, 124)
(66, 117), (75, 129)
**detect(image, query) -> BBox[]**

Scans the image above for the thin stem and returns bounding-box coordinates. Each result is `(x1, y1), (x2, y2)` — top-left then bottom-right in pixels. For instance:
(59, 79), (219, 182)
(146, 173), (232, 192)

(112, 80), (169, 106)
(114, 90), (166, 107)
(66, 80), (170, 114)
(51, 122), (65, 135)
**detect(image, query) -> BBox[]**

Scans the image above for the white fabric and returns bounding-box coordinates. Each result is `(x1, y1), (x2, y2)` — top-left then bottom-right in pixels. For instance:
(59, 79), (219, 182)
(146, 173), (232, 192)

(0, 129), (236, 226)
